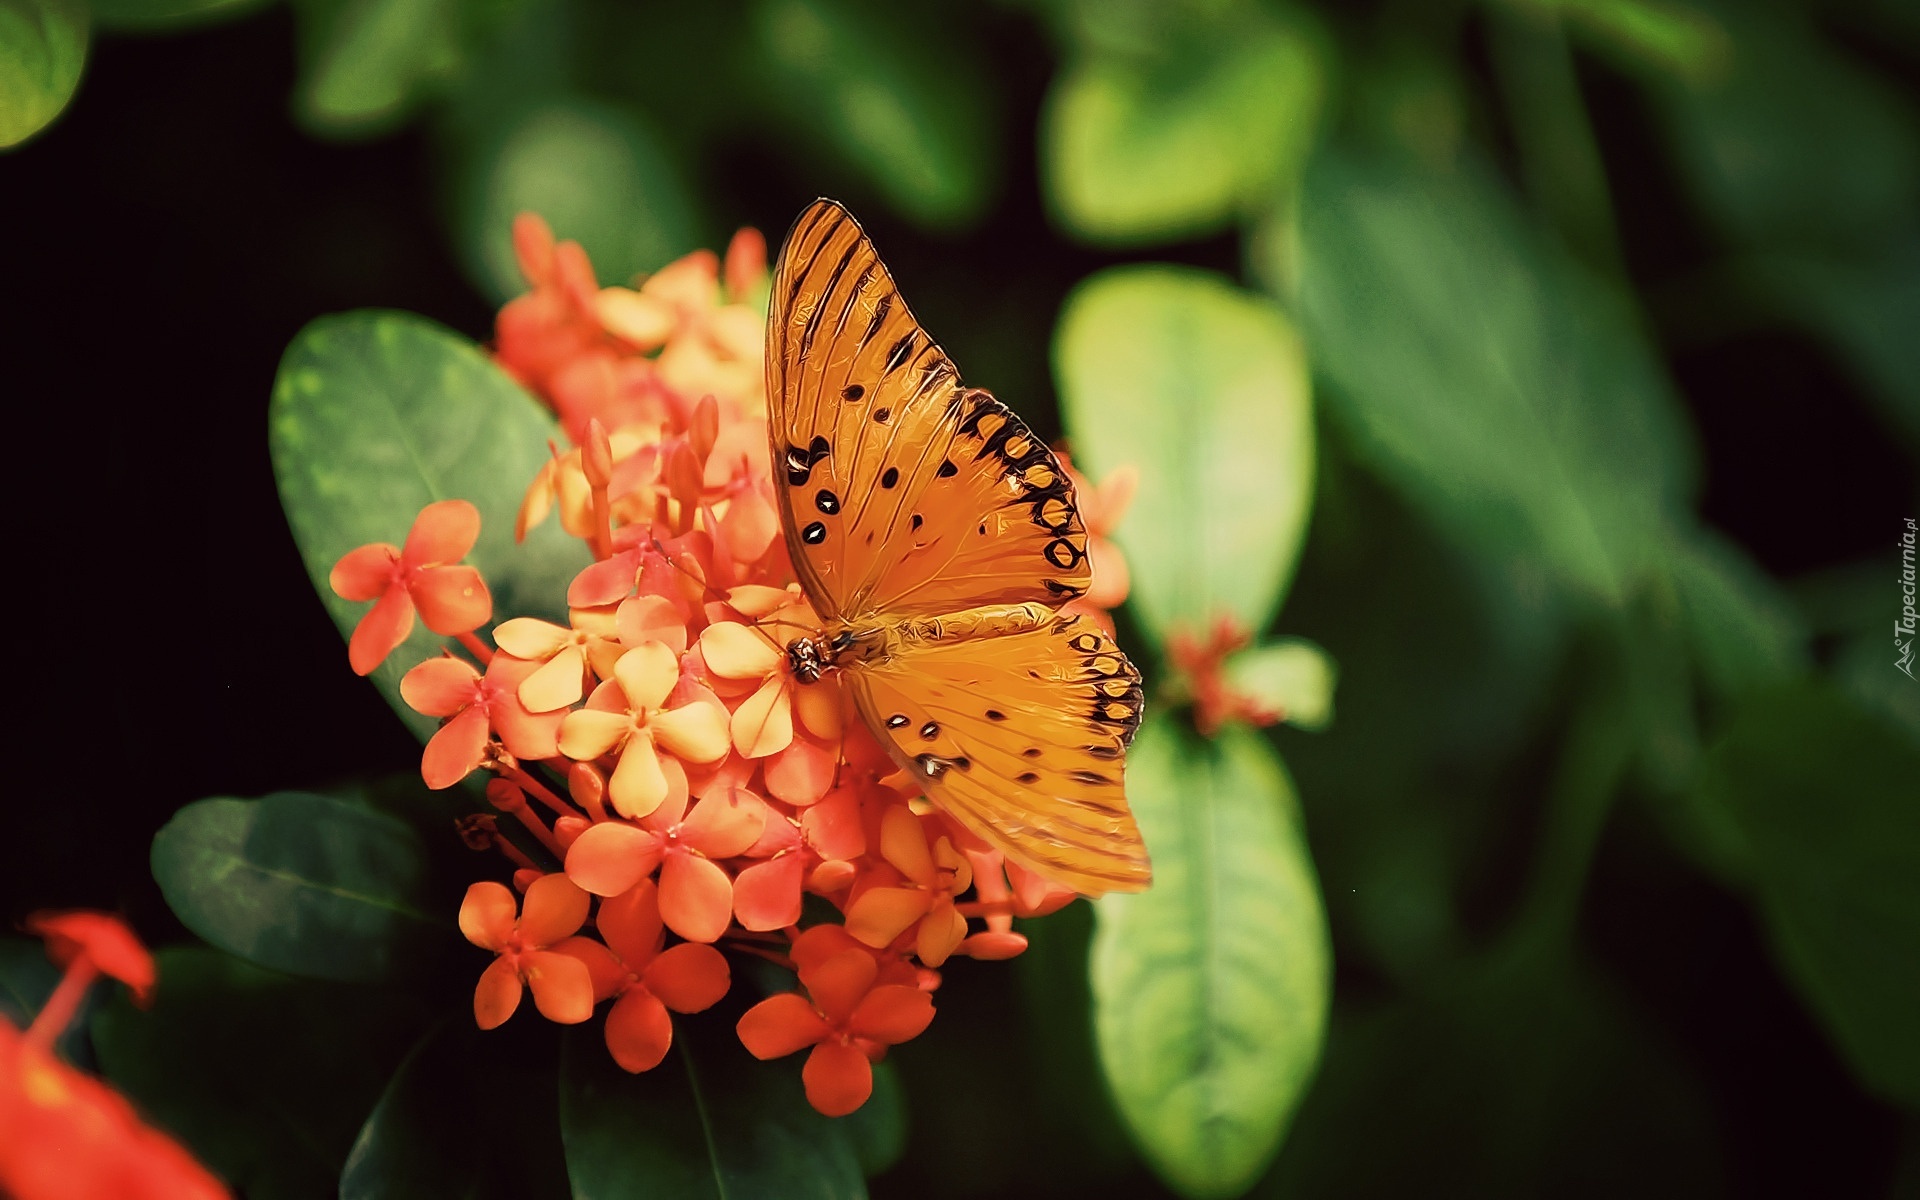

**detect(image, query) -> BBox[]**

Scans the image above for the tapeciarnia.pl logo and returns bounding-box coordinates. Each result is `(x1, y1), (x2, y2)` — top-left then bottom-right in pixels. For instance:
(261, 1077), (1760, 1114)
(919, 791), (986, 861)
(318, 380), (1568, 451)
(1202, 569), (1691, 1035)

(1899, 518), (1917, 680)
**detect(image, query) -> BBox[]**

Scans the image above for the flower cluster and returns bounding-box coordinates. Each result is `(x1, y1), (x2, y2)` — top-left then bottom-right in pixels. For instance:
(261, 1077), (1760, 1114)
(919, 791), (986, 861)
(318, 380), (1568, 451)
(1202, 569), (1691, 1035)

(1, 913), (229, 1199)
(330, 215), (1134, 1117)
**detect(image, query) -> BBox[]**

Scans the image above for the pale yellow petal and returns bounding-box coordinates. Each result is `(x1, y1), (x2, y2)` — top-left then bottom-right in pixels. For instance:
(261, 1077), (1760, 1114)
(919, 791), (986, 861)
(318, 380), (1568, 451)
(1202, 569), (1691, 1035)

(492, 617), (570, 660)
(560, 710), (629, 761)
(699, 622), (781, 680)
(613, 641), (679, 711)
(518, 644), (586, 713)
(655, 700), (735, 764)
(609, 730), (668, 818)
(729, 675), (793, 759)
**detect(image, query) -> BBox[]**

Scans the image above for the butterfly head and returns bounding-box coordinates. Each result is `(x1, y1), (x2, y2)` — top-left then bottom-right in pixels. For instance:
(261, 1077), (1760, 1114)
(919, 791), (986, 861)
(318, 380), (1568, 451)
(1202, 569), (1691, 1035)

(785, 625), (889, 684)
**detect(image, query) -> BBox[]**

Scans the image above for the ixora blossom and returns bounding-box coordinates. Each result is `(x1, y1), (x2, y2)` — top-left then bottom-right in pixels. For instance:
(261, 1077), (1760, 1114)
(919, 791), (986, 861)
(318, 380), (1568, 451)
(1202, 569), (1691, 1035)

(1, 913), (229, 1199)
(326, 214), (1138, 1116)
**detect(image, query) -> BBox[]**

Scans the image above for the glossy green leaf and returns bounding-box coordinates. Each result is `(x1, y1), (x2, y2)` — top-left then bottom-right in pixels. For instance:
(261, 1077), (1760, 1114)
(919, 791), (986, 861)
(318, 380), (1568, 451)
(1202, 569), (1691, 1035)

(0, 0), (85, 149)
(1056, 267), (1313, 643)
(463, 98), (698, 304)
(89, 0), (270, 32)
(268, 310), (591, 742)
(560, 1016), (866, 1199)
(1225, 638), (1336, 731)
(92, 947), (429, 1200)
(1043, 6), (1323, 244)
(1092, 717), (1331, 1198)
(294, 0), (460, 137)
(1694, 684), (1920, 1110)
(749, 0), (994, 228)
(151, 791), (444, 983)
(1292, 149), (1696, 606)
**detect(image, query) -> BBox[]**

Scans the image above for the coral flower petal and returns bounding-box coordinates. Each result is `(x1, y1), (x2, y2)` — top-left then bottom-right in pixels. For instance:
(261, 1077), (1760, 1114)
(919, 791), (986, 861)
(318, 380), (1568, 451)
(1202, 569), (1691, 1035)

(613, 642), (680, 711)
(568, 553), (639, 608)
(658, 854), (734, 944)
(643, 943), (730, 1013)
(411, 565), (493, 634)
(653, 702), (734, 765)
(474, 956), (523, 1029)
(618, 594), (690, 654)
(849, 984), (936, 1046)
(399, 656), (481, 716)
(879, 806), (936, 888)
(597, 878), (664, 968)
(845, 887), (932, 951)
(348, 584), (416, 676)
(519, 874), (591, 946)
(403, 498), (481, 564)
(803, 1041), (874, 1118)
(559, 709), (629, 762)
(721, 585), (790, 618)
(729, 675), (793, 759)
(698, 623), (782, 679)
(792, 681), (843, 742)
(24, 912), (156, 1003)
(329, 542), (399, 601)
(765, 735), (836, 806)
(737, 993), (831, 1060)
(959, 930), (1030, 960)
(802, 949), (879, 1027)
(916, 900), (968, 968)
(458, 882), (520, 950)
(421, 705), (492, 789)
(608, 731), (670, 818)
(681, 787), (767, 859)
(565, 824), (663, 897)
(604, 986), (675, 1073)
(519, 643), (587, 713)
(522, 949), (594, 1024)
(732, 854), (804, 931)
(800, 788), (866, 860)
(550, 935), (626, 1002)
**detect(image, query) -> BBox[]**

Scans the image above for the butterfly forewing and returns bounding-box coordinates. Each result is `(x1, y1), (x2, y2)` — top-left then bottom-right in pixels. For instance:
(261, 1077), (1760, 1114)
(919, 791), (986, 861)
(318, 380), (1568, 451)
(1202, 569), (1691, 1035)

(767, 200), (1095, 622)
(845, 617), (1150, 896)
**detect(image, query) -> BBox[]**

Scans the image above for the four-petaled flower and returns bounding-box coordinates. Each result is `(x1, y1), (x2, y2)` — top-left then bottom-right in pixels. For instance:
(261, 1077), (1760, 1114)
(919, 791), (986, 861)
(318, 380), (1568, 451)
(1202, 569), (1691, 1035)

(400, 653), (566, 787)
(557, 879), (730, 1072)
(563, 781), (769, 943)
(330, 499), (493, 675)
(559, 642), (730, 818)
(460, 873), (595, 1028)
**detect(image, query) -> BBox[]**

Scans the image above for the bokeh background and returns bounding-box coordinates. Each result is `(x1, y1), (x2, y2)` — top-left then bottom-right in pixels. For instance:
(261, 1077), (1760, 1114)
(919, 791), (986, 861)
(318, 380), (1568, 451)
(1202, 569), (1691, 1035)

(3, 0), (1918, 1196)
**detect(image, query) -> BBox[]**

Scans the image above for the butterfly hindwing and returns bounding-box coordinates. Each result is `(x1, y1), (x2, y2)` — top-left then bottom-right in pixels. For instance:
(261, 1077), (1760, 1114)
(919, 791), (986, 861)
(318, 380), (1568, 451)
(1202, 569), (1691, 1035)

(844, 616), (1150, 895)
(766, 200), (1095, 623)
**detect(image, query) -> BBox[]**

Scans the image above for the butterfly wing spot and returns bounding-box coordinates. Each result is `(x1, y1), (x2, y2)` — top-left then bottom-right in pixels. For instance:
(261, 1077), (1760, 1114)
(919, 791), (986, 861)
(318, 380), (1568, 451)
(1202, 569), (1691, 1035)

(815, 489), (841, 514)
(1069, 770), (1114, 786)
(783, 436), (832, 486)
(887, 713), (909, 728)
(883, 332), (917, 375)
(881, 467), (899, 488)
(986, 709), (1006, 721)
(1068, 633), (1102, 653)
(937, 459), (958, 478)
(1045, 539), (1083, 569)
(842, 384), (864, 401)
(873, 407), (890, 423)
(802, 522), (827, 545)
(1017, 771), (1039, 784)
(1023, 748), (1041, 758)
(862, 291), (894, 344)
(911, 514), (923, 531)
(919, 721), (940, 740)
(1086, 743), (1121, 760)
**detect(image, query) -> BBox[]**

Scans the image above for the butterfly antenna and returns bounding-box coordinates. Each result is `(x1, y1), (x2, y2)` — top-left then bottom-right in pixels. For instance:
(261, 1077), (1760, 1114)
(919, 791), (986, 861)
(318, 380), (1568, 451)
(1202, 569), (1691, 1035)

(650, 536), (729, 604)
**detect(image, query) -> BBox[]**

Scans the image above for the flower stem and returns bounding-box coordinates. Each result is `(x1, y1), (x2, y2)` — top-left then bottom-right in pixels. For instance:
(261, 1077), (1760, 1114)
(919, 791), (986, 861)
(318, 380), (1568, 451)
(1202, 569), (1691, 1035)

(458, 630), (495, 666)
(24, 960), (97, 1051)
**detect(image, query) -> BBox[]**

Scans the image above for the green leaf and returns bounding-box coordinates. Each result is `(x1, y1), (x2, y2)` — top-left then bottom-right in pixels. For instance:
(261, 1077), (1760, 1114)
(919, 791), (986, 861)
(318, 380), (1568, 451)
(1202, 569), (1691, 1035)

(0, 937), (94, 1064)
(842, 1060), (906, 1178)
(462, 98), (698, 305)
(0, 0), (85, 149)
(1225, 637), (1336, 731)
(268, 310), (592, 742)
(1663, 525), (1807, 704)
(151, 791), (445, 983)
(1042, 6), (1324, 245)
(560, 1015), (866, 1199)
(1091, 717), (1331, 1198)
(92, 947), (430, 1199)
(1694, 683), (1920, 1110)
(294, 0), (461, 137)
(89, 0), (271, 33)
(1056, 266), (1314, 643)
(1292, 149), (1696, 606)
(749, 0), (995, 228)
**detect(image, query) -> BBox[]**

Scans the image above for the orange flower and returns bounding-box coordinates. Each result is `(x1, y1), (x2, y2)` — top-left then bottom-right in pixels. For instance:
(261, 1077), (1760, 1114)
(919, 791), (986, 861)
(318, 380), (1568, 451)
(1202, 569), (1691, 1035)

(736, 931), (935, 1117)
(557, 879), (729, 1072)
(563, 781), (768, 943)
(459, 874), (595, 1028)
(697, 598), (845, 806)
(329, 500), (493, 675)
(1167, 615), (1279, 737)
(558, 642), (731, 818)
(843, 806), (974, 967)
(400, 653), (566, 787)
(1059, 457), (1137, 621)
(23, 911), (157, 1005)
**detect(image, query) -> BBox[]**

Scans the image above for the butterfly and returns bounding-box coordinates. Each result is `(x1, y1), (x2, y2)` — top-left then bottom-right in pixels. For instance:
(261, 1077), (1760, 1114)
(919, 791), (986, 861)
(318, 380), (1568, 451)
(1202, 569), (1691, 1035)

(764, 199), (1151, 895)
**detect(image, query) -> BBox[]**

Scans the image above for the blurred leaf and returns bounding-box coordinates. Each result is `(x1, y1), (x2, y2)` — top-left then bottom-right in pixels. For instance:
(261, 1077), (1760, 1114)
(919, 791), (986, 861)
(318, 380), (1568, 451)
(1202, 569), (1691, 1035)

(1262, 949), (1723, 1197)
(151, 791), (445, 984)
(749, 0), (995, 228)
(842, 1059), (906, 1178)
(89, 0), (271, 33)
(341, 1018), (570, 1200)
(1092, 718), (1331, 1198)
(268, 310), (591, 742)
(1292, 148), (1696, 606)
(1042, 5), (1324, 245)
(0, 937), (95, 1065)
(463, 98), (698, 304)
(560, 1015), (866, 1199)
(92, 947), (429, 1199)
(0, 0), (85, 149)
(1524, 0), (1730, 82)
(1225, 637), (1336, 731)
(1056, 266), (1314, 643)
(294, 0), (461, 137)
(1694, 683), (1920, 1110)
(1663, 524), (1806, 704)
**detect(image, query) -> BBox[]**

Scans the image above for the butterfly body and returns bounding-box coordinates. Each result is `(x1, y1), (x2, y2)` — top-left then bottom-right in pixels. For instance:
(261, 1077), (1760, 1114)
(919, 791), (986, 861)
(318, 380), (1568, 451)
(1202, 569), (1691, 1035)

(766, 199), (1151, 895)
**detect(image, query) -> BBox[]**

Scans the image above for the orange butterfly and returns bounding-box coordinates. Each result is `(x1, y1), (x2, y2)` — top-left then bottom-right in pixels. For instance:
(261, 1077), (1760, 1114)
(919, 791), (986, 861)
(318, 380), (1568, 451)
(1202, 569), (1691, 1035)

(764, 199), (1151, 895)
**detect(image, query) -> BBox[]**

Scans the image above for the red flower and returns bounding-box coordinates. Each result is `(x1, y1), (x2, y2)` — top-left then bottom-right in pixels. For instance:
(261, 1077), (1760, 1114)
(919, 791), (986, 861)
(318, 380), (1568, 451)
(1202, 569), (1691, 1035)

(556, 879), (729, 1072)
(736, 931), (935, 1117)
(23, 911), (156, 1005)
(400, 653), (566, 788)
(459, 874), (595, 1028)
(329, 500), (493, 675)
